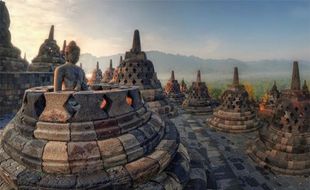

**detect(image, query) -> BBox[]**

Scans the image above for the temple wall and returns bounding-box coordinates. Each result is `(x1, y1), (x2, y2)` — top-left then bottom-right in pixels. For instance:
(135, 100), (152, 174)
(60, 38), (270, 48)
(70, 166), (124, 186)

(0, 72), (53, 116)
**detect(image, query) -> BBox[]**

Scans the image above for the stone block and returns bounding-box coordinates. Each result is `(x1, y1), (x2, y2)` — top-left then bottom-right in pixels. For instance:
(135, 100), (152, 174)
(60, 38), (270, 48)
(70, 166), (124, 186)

(118, 134), (144, 162)
(21, 139), (47, 170)
(67, 141), (103, 173)
(42, 141), (70, 174)
(70, 122), (97, 141)
(34, 122), (70, 141)
(93, 119), (120, 139)
(97, 138), (127, 168)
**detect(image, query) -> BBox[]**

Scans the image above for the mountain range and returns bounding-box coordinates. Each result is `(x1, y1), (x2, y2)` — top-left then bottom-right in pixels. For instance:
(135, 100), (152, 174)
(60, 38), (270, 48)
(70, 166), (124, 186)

(80, 51), (310, 83)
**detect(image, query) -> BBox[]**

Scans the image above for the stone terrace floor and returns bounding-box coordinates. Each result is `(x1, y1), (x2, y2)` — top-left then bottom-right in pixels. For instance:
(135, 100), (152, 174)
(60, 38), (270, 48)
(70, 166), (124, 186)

(173, 110), (310, 190)
(0, 110), (310, 190)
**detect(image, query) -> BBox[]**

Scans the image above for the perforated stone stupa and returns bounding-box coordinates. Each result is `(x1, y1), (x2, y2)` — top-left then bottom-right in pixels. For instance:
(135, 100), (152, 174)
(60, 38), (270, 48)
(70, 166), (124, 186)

(0, 1), (28, 72)
(102, 59), (115, 83)
(27, 25), (65, 72)
(248, 61), (310, 175)
(115, 30), (176, 117)
(0, 41), (191, 190)
(88, 61), (103, 85)
(207, 67), (261, 133)
(182, 70), (217, 114)
(259, 81), (281, 121)
(164, 70), (185, 104)
(180, 79), (188, 94)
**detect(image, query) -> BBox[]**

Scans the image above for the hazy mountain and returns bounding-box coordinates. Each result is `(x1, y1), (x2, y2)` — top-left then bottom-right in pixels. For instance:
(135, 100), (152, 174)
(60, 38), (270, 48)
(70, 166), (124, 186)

(80, 51), (310, 83)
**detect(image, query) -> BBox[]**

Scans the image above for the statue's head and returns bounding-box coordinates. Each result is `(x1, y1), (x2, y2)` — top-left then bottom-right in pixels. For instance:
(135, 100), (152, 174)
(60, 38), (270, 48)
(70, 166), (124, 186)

(65, 41), (80, 64)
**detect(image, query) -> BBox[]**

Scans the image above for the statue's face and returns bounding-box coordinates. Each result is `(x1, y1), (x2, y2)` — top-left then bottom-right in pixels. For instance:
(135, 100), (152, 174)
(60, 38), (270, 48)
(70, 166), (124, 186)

(65, 45), (80, 64)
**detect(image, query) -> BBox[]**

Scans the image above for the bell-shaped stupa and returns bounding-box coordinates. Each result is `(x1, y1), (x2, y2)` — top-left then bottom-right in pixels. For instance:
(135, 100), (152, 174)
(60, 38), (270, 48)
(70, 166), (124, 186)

(180, 78), (188, 94)
(102, 59), (115, 83)
(0, 1), (28, 71)
(0, 41), (190, 189)
(182, 70), (217, 114)
(207, 67), (261, 133)
(88, 61), (103, 85)
(164, 70), (185, 104)
(28, 25), (65, 72)
(248, 61), (310, 175)
(259, 81), (281, 120)
(115, 30), (176, 117)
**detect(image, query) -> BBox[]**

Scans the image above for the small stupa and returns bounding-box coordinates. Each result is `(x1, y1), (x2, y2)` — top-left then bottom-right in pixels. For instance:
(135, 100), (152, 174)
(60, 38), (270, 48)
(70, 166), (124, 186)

(182, 70), (217, 114)
(27, 25), (65, 72)
(180, 78), (188, 94)
(102, 59), (115, 83)
(164, 70), (185, 104)
(259, 81), (281, 120)
(248, 61), (310, 175)
(88, 61), (103, 85)
(0, 41), (191, 189)
(207, 67), (261, 133)
(115, 30), (176, 117)
(0, 1), (28, 71)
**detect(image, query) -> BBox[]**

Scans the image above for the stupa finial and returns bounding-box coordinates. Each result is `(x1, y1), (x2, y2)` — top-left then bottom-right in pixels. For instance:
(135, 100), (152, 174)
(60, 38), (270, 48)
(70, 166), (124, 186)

(291, 61), (301, 90)
(23, 53), (27, 60)
(131, 29), (141, 53)
(303, 80), (309, 92)
(171, 70), (175, 80)
(271, 81), (278, 91)
(62, 40), (66, 52)
(80, 62), (83, 69)
(120, 56), (123, 63)
(233, 67), (239, 86)
(110, 59), (113, 69)
(197, 70), (201, 82)
(48, 25), (54, 40)
(96, 61), (99, 70)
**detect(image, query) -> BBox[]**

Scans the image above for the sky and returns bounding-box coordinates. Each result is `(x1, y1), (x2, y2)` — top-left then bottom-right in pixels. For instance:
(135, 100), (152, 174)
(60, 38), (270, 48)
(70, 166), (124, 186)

(4, 0), (310, 61)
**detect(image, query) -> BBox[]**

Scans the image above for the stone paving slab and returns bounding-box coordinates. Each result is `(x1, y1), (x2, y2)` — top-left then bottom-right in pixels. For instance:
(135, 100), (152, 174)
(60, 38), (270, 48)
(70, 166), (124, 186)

(194, 114), (310, 190)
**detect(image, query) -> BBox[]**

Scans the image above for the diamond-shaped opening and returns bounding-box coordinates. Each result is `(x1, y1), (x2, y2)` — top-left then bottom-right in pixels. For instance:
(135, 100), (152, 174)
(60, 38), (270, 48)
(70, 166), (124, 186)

(65, 95), (80, 117)
(126, 92), (134, 108)
(100, 95), (111, 112)
(34, 94), (46, 117)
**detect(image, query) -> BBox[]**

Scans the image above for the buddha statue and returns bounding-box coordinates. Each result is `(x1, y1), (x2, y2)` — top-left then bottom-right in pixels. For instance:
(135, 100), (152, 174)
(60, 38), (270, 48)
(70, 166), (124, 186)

(54, 41), (88, 91)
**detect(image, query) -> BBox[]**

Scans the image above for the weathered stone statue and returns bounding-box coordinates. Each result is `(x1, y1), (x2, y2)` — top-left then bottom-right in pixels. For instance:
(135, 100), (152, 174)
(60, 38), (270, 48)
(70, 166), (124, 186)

(0, 1), (28, 71)
(27, 25), (65, 72)
(54, 41), (88, 91)
(248, 61), (310, 175)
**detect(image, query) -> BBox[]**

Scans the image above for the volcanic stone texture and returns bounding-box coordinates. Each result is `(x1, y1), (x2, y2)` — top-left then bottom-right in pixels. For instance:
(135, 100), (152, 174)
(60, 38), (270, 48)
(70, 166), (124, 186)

(0, 85), (191, 189)
(248, 61), (310, 175)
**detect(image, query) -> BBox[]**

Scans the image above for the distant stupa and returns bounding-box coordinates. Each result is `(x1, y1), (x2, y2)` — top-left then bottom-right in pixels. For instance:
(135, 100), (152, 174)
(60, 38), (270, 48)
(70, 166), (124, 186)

(28, 25), (65, 72)
(0, 1), (28, 71)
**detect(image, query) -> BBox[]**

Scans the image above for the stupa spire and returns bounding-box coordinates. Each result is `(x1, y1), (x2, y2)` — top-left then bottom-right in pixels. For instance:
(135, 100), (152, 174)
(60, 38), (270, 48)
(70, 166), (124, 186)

(271, 81), (278, 91)
(96, 61), (99, 70)
(119, 56), (123, 63)
(291, 61), (301, 91)
(24, 53), (27, 60)
(171, 70), (175, 80)
(303, 80), (309, 92)
(131, 29), (141, 53)
(62, 40), (66, 52)
(48, 25), (54, 40)
(80, 62), (83, 69)
(196, 70), (201, 82)
(110, 59), (113, 69)
(233, 67), (239, 86)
